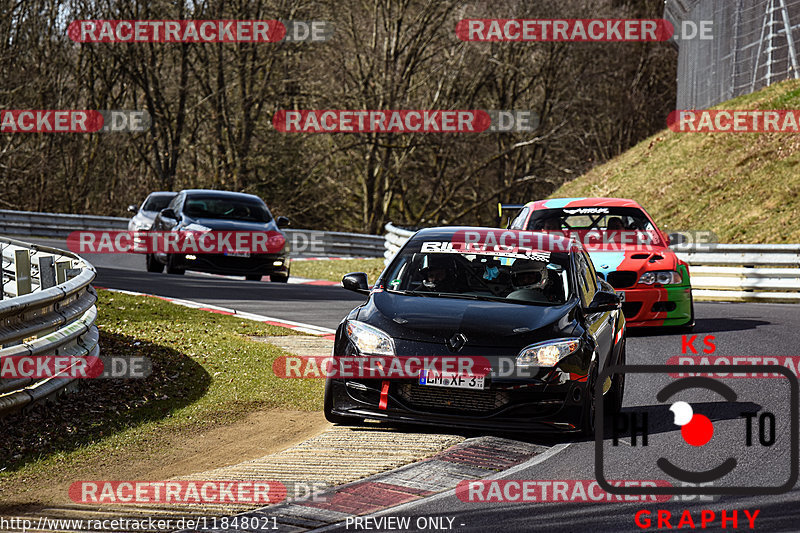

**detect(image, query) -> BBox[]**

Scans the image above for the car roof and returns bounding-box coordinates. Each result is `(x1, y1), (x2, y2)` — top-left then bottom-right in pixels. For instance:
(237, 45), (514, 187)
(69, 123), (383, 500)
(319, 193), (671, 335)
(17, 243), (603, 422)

(146, 191), (177, 197)
(180, 189), (265, 202)
(524, 197), (644, 210)
(409, 226), (580, 253)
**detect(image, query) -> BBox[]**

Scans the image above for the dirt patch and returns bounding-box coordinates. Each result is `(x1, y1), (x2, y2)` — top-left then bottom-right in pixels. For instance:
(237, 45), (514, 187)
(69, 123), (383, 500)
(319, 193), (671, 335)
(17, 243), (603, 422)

(0, 409), (329, 515)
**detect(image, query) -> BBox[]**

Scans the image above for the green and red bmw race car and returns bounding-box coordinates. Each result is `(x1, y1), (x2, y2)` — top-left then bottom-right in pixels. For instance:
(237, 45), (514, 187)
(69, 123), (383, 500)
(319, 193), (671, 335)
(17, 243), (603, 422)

(504, 197), (693, 328)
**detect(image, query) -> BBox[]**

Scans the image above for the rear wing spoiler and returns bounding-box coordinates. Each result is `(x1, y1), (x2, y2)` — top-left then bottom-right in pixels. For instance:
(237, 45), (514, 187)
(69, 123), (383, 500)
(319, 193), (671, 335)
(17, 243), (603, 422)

(497, 203), (525, 227)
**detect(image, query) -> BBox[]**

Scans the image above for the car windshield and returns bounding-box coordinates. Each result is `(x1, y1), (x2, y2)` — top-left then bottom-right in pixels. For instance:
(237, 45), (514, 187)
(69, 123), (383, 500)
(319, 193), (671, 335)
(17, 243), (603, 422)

(184, 196), (272, 222)
(526, 206), (665, 246)
(141, 194), (175, 212)
(384, 241), (571, 305)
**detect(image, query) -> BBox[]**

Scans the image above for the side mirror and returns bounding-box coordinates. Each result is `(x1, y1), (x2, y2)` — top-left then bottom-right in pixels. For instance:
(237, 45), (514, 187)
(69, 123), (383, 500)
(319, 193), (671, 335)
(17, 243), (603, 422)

(159, 208), (178, 220)
(667, 232), (687, 246)
(585, 291), (621, 313)
(127, 204), (138, 213)
(276, 215), (290, 228)
(342, 272), (370, 294)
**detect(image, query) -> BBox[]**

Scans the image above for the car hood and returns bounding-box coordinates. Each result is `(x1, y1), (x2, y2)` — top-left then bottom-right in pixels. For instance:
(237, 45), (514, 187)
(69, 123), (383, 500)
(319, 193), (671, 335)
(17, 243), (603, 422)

(589, 248), (677, 276)
(358, 291), (577, 349)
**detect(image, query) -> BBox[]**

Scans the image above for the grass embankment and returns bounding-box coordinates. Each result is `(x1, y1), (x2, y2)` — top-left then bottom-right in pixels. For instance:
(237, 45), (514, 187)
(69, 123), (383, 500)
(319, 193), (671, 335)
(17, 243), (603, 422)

(0, 290), (319, 481)
(551, 79), (800, 243)
(292, 258), (386, 283)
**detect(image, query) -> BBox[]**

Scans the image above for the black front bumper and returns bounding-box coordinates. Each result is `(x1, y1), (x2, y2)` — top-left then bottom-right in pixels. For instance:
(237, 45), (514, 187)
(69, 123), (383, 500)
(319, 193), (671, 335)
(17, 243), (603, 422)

(326, 376), (590, 433)
(171, 253), (289, 276)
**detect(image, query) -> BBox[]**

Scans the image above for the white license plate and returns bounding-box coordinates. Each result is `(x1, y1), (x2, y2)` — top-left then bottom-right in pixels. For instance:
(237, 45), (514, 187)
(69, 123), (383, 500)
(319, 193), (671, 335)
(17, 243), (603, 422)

(224, 251), (250, 258)
(419, 371), (485, 390)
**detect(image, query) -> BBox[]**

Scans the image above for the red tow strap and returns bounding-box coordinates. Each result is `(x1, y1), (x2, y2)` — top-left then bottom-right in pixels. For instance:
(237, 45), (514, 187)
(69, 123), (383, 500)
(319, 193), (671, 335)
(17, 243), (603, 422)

(379, 380), (390, 410)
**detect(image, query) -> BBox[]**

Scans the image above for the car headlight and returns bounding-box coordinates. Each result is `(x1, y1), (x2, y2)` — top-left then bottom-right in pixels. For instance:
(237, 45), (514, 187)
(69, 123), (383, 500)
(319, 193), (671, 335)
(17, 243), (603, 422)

(183, 223), (212, 232)
(130, 219), (151, 231)
(638, 270), (683, 285)
(345, 320), (395, 356)
(516, 338), (580, 367)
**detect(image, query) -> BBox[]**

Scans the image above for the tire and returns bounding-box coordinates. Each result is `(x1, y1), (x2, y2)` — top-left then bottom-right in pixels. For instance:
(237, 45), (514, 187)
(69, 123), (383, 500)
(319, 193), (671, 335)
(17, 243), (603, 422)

(604, 340), (626, 417)
(166, 254), (185, 275)
(245, 274), (263, 281)
(146, 254), (164, 273)
(270, 273), (289, 283)
(323, 379), (359, 425)
(580, 365), (598, 437)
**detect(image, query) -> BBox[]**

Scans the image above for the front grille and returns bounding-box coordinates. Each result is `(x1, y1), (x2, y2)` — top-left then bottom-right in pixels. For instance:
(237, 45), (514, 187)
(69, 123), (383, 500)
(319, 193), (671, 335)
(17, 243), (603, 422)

(192, 253), (281, 273)
(607, 271), (638, 289)
(397, 384), (510, 413)
(622, 302), (643, 318)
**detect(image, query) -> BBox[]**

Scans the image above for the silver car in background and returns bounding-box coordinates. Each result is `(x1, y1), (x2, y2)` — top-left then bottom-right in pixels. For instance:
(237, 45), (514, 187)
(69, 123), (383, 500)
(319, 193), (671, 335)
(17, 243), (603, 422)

(127, 191), (177, 231)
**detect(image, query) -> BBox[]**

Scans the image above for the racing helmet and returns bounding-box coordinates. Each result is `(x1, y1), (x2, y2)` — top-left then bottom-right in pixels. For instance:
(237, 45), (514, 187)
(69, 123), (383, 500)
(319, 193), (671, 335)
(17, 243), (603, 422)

(510, 260), (548, 291)
(420, 254), (456, 289)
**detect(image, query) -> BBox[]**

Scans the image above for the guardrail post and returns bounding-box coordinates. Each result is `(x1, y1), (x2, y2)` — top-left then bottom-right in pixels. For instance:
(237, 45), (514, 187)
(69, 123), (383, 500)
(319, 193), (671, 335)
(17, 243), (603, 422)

(39, 256), (56, 289)
(14, 249), (31, 295)
(55, 260), (72, 284)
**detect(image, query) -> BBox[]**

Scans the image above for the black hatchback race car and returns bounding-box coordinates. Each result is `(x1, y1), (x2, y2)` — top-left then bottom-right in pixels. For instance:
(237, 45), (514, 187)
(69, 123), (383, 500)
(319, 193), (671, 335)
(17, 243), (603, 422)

(324, 227), (626, 435)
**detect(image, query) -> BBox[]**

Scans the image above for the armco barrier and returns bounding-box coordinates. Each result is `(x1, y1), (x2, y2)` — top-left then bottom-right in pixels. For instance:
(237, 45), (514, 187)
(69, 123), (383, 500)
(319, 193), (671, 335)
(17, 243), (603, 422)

(676, 244), (800, 303)
(383, 223), (800, 303)
(0, 208), (128, 238)
(0, 209), (385, 258)
(0, 237), (98, 417)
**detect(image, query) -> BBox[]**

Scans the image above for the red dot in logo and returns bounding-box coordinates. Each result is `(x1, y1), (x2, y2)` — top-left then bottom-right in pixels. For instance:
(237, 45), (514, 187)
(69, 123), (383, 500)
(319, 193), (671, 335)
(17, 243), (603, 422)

(681, 414), (713, 446)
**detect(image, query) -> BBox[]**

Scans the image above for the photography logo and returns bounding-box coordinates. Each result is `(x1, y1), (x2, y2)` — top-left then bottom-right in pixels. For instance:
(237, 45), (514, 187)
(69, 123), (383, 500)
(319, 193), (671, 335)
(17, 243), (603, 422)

(595, 364), (798, 496)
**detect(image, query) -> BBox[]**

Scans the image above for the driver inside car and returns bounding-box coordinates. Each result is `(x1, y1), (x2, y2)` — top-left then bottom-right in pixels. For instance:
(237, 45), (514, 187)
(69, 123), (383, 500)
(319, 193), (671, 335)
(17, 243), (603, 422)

(418, 254), (460, 292)
(507, 260), (550, 302)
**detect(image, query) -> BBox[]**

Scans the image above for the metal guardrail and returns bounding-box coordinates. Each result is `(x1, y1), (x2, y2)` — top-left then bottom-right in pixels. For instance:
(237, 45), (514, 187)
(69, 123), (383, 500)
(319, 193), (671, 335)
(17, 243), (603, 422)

(383, 223), (800, 303)
(677, 244), (800, 302)
(383, 223), (415, 265)
(285, 230), (384, 258)
(0, 237), (98, 417)
(0, 209), (386, 258)
(0, 208), (128, 238)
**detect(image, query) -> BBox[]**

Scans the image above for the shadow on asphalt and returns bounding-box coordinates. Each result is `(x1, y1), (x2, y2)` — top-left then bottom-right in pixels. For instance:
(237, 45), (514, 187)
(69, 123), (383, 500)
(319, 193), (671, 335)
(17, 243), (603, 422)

(627, 316), (770, 337)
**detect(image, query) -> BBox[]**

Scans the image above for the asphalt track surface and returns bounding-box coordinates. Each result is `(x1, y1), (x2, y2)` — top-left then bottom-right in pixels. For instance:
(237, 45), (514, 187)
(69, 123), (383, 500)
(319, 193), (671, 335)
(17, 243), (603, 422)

(39, 239), (800, 532)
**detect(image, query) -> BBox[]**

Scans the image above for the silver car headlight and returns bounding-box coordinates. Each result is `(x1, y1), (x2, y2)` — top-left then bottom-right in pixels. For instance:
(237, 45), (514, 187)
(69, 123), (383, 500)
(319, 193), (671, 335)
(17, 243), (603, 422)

(516, 338), (580, 367)
(639, 270), (682, 285)
(345, 320), (395, 356)
(130, 219), (151, 231)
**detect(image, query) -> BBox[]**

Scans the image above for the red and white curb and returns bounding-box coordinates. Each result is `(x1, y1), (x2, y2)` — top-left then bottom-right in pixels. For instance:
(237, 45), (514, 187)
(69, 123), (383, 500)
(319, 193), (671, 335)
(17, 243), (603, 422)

(96, 287), (336, 338)
(176, 438), (565, 533)
(288, 277), (339, 287)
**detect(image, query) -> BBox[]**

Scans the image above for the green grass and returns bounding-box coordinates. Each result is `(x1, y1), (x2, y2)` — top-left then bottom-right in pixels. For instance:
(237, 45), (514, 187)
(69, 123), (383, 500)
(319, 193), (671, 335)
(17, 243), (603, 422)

(292, 258), (386, 283)
(551, 79), (800, 243)
(0, 290), (320, 480)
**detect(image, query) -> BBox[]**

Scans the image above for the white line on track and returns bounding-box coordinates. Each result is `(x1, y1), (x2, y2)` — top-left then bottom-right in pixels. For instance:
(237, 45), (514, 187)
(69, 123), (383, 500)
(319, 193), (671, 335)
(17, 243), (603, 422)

(100, 287), (336, 336)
